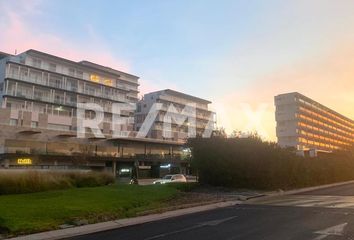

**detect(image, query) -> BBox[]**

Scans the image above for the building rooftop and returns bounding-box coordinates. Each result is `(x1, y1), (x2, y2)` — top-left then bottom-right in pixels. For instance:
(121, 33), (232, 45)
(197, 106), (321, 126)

(0, 51), (11, 60)
(149, 89), (212, 104)
(21, 49), (139, 79)
(276, 92), (354, 124)
(79, 60), (139, 79)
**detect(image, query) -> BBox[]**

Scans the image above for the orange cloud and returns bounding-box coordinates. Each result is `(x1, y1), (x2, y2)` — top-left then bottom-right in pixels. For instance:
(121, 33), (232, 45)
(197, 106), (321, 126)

(214, 42), (354, 141)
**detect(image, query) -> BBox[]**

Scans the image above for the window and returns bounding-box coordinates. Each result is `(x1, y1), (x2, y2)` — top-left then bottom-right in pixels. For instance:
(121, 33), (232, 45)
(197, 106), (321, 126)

(67, 78), (78, 91)
(31, 121), (38, 128)
(32, 58), (42, 68)
(49, 74), (62, 88)
(76, 70), (83, 79)
(19, 56), (26, 64)
(68, 68), (75, 77)
(47, 124), (70, 131)
(49, 63), (56, 72)
(9, 119), (18, 126)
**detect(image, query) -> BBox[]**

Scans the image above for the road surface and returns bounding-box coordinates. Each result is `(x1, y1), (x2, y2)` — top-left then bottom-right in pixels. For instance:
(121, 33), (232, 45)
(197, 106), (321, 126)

(69, 182), (354, 240)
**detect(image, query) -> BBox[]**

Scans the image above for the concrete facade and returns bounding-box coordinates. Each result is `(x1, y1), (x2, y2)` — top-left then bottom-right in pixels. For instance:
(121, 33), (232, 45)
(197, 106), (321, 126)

(135, 89), (216, 142)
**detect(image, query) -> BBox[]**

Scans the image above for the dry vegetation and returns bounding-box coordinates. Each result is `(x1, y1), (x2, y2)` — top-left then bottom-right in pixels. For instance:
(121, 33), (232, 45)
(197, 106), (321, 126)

(0, 170), (115, 195)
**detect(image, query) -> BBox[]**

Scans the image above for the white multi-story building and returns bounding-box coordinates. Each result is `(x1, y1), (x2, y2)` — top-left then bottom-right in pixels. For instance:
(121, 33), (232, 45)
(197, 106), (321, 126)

(135, 89), (216, 142)
(0, 50), (186, 177)
(0, 49), (139, 133)
(275, 92), (354, 155)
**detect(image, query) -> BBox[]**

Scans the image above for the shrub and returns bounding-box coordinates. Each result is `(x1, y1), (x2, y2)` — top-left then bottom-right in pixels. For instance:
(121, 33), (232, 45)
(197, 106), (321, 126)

(0, 171), (115, 195)
(188, 137), (354, 190)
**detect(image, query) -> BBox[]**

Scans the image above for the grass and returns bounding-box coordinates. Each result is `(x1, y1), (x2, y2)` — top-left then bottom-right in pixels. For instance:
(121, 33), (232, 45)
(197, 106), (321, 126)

(0, 171), (115, 194)
(0, 184), (180, 236)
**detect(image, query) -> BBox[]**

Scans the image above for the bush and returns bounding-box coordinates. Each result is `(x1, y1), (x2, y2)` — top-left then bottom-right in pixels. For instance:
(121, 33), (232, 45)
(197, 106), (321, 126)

(0, 171), (115, 195)
(188, 137), (354, 190)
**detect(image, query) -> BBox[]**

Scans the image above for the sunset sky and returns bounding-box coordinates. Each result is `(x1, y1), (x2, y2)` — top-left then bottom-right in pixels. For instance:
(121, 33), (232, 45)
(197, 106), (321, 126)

(1, 0), (353, 140)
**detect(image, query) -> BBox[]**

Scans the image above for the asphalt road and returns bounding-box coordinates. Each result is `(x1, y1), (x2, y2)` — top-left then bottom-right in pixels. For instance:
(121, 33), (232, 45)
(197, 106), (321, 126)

(69, 183), (354, 240)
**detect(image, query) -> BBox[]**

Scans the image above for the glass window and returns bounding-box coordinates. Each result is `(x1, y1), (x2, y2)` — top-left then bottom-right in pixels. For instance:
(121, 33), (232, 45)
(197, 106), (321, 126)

(76, 70), (83, 79)
(9, 119), (18, 126)
(47, 123), (70, 131)
(31, 121), (38, 128)
(68, 68), (75, 77)
(49, 63), (56, 72)
(32, 58), (42, 68)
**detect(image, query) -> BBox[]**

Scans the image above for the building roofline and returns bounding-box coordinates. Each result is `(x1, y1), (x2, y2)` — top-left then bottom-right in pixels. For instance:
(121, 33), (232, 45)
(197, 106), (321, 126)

(276, 92), (354, 123)
(0, 51), (11, 56)
(79, 60), (139, 79)
(22, 49), (140, 79)
(146, 89), (212, 104)
(108, 136), (185, 146)
(0, 51), (12, 59)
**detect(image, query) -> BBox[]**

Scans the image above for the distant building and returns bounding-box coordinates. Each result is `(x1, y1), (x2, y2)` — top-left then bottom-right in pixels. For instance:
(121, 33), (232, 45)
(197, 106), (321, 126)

(135, 89), (216, 142)
(275, 92), (354, 156)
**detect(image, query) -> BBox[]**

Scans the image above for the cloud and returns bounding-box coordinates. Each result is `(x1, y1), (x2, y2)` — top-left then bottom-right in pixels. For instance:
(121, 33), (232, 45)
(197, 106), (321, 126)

(214, 41), (354, 141)
(0, 0), (130, 72)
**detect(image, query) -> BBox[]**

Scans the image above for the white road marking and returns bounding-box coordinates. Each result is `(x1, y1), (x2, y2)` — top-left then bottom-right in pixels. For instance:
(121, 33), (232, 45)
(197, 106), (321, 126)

(313, 222), (347, 240)
(249, 195), (354, 209)
(144, 216), (237, 240)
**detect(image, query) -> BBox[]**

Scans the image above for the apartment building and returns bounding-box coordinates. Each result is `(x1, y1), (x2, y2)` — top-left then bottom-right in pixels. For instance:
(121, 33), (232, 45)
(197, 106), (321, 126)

(275, 92), (354, 155)
(0, 49), (140, 127)
(135, 89), (216, 142)
(0, 50), (186, 177)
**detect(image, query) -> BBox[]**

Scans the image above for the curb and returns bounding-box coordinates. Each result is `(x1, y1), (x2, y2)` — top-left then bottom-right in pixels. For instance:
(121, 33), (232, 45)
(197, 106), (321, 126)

(246, 180), (354, 202)
(7, 200), (241, 240)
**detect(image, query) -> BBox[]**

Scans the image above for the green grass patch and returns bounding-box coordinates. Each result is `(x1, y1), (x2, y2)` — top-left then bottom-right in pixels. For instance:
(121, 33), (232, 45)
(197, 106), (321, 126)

(0, 184), (179, 236)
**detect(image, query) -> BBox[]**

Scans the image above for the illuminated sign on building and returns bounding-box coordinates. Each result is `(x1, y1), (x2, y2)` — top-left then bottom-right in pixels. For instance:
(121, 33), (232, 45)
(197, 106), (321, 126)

(17, 158), (32, 165)
(90, 75), (113, 86)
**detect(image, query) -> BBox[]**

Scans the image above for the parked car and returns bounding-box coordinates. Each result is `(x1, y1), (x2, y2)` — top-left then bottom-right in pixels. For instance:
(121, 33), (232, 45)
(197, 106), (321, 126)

(153, 174), (187, 184)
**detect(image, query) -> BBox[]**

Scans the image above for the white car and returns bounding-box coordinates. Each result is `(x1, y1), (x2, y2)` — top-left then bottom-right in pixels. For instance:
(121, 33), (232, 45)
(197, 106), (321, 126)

(153, 174), (187, 184)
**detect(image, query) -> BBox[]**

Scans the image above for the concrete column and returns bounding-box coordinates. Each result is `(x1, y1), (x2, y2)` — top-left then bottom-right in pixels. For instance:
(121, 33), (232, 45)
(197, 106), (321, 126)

(5, 80), (9, 94)
(2, 97), (7, 108)
(6, 63), (10, 77)
(14, 82), (18, 96)
(112, 161), (117, 177)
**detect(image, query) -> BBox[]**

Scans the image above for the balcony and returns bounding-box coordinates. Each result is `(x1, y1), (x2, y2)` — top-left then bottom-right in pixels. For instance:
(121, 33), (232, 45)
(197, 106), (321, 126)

(6, 67), (127, 103)
(158, 95), (209, 111)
